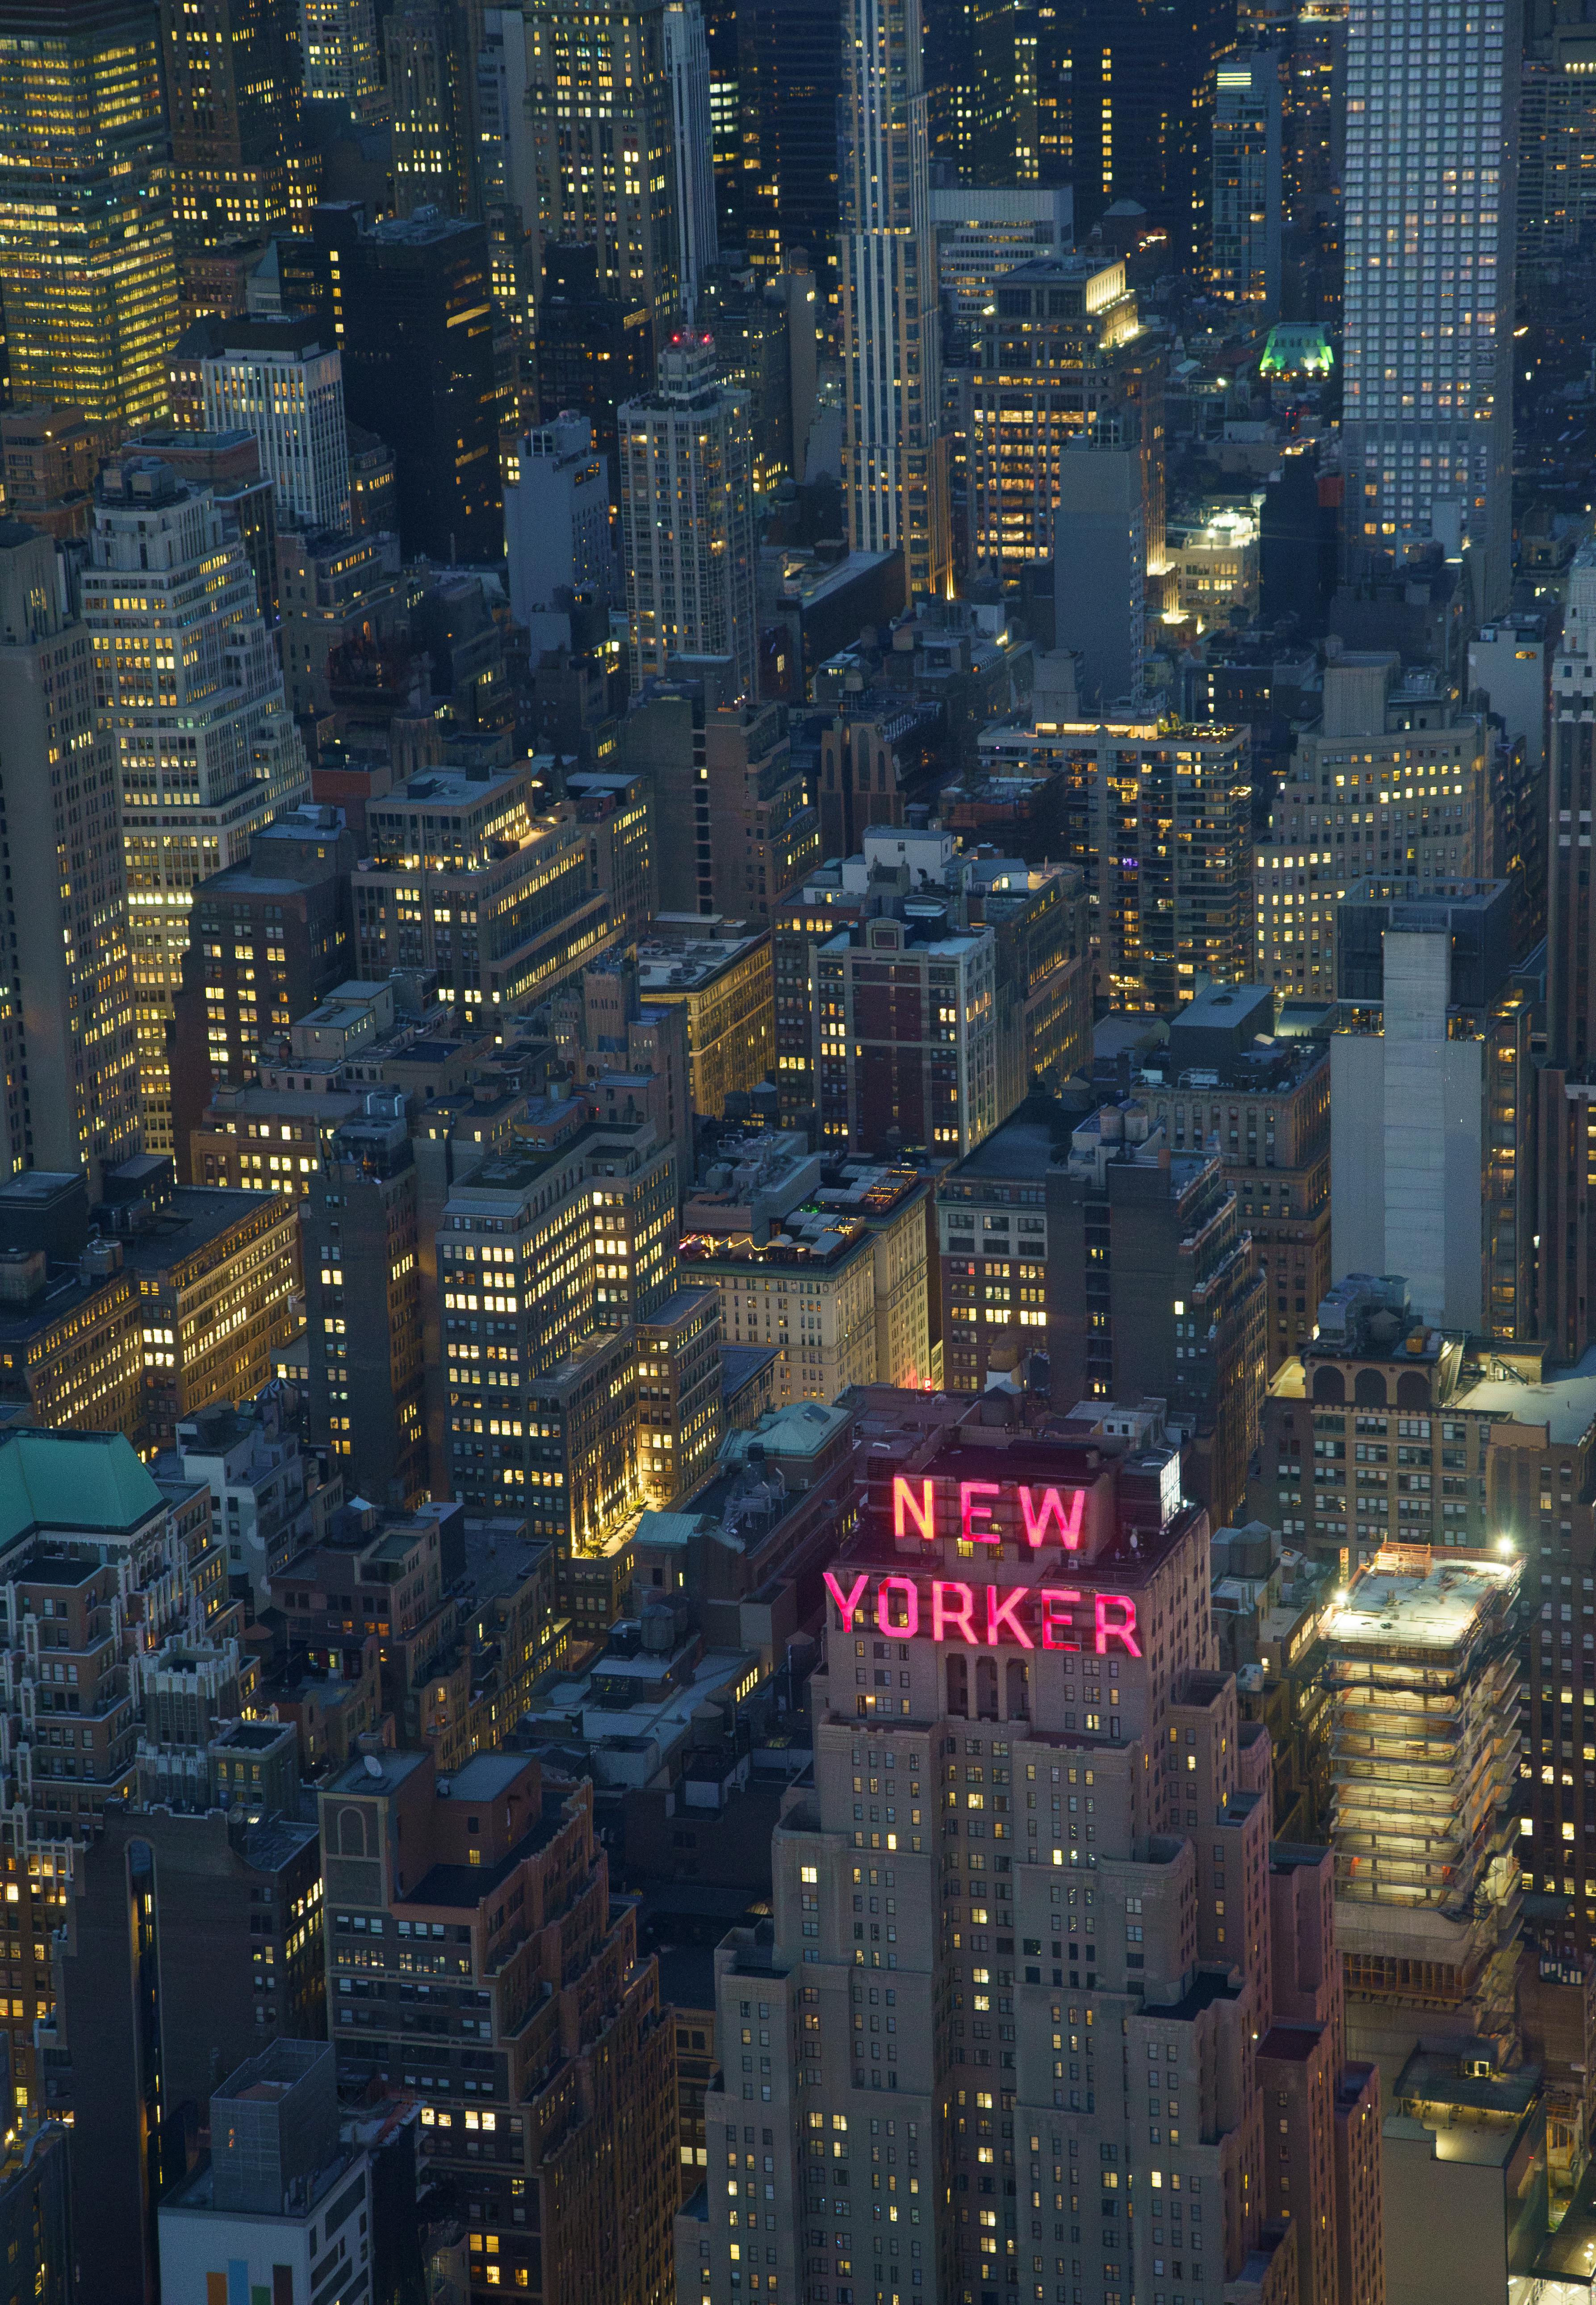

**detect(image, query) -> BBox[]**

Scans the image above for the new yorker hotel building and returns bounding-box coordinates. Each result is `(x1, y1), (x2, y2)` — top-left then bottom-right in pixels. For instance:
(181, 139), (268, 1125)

(694, 1432), (1289, 2305)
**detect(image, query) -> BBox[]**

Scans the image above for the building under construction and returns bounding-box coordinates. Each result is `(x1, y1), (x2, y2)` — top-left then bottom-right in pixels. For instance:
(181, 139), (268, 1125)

(1324, 1543), (1523, 2082)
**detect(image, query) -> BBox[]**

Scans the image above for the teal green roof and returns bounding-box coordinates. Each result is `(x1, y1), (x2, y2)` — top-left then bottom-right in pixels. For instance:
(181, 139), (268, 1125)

(0, 1428), (164, 1549)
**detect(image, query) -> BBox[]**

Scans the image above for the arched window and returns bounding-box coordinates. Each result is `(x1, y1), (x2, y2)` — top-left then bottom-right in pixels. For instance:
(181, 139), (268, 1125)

(1354, 1369), (1388, 1409)
(335, 1805), (369, 1858)
(1311, 1366), (1345, 1404)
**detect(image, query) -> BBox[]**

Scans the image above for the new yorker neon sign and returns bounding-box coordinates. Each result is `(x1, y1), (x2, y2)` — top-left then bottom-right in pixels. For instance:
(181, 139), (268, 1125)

(823, 1570), (1141, 1654)
(823, 1475), (1142, 1654)
(889, 1475), (1086, 1549)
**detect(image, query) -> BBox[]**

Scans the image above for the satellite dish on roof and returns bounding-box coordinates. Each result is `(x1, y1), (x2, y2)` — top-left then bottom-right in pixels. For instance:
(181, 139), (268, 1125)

(363, 1754), (384, 1780)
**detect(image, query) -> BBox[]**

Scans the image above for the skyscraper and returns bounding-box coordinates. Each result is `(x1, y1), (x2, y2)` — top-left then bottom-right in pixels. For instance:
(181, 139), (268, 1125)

(0, 0), (178, 431)
(838, 0), (949, 597)
(1340, 0), (1518, 615)
(528, 0), (682, 357)
(385, 0), (475, 217)
(299, 0), (385, 119)
(620, 331), (756, 696)
(200, 315), (352, 529)
(1209, 46), (1283, 315)
(967, 254), (1163, 578)
(338, 209), (502, 562)
(157, 0), (306, 248)
(1048, 0), (1236, 265)
(82, 455), (309, 1153)
(1539, 537), (1596, 1361)
(665, 0), (718, 309)
(733, 0), (843, 313)
(0, 521), (138, 1191)
(694, 1429), (1380, 2305)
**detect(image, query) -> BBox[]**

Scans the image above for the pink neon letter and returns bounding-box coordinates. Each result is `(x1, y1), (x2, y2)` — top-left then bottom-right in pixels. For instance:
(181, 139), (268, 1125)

(893, 1475), (935, 1542)
(986, 1585), (1034, 1649)
(877, 1575), (920, 1638)
(960, 1482), (1002, 1544)
(1019, 1485), (1085, 1551)
(824, 1570), (870, 1632)
(932, 1579), (977, 1644)
(1095, 1593), (1142, 1656)
(1039, 1587), (1082, 1651)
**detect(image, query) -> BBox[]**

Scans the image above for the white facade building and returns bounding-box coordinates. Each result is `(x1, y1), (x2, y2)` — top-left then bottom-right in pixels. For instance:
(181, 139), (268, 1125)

(504, 411), (613, 628)
(202, 318), (352, 531)
(930, 185), (1073, 327)
(84, 457), (309, 1152)
(838, 0), (948, 596)
(620, 333), (756, 697)
(1340, 0), (1519, 614)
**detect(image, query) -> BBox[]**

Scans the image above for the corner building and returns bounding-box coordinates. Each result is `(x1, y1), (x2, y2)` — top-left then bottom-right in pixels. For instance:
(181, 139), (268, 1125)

(695, 1434), (1381, 2305)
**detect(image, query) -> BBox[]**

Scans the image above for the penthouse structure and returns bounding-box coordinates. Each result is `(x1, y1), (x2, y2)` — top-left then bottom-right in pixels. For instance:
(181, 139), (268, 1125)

(691, 1429), (1382, 2305)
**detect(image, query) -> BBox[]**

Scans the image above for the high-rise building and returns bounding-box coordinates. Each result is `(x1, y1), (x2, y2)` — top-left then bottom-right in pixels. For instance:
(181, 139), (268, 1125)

(1241, 1267), (1571, 1577)
(682, 1157), (932, 1403)
(438, 1118), (723, 1589)
(159, 2045), (372, 2305)
(157, 0), (306, 249)
(1519, 14), (1596, 279)
(302, 1095), (427, 1505)
(1539, 537), (1596, 1364)
(125, 422), (281, 623)
(534, 239), (654, 479)
(0, 403), (106, 543)
(83, 455), (310, 1153)
(968, 255), (1164, 580)
(931, 186), (1074, 334)
(1323, 1550), (1522, 2079)
(54, 1794), (324, 2305)
(976, 718), (1253, 1011)
(665, 0), (718, 309)
(339, 210), (502, 563)
(166, 804), (357, 1171)
(1252, 656), (1489, 1000)
(1047, 0), (1236, 264)
(0, 519), (138, 1192)
(1209, 47), (1283, 315)
(1132, 982), (1331, 1376)
(386, 0), (474, 217)
(317, 1747), (678, 2303)
(731, 0), (843, 312)
(504, 411), (613, 626)
(1331, 877), (1534, 1339)
(201, 315), (352, 529)
(620, 333), (757, 697)
(300, 0), (386, 119)
(838, 0), (948, 597)
(809, 910), (1001, 1159)
(694, 1426), (1381, 2305)
(622, 668), (817, 921)
(528, 0), (682, 357)
(939, 1091), (1265, 1520)
(0, 0), (178, 431)
(1340, 0), (1517, 615)
(352, 764), (613, 1015)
